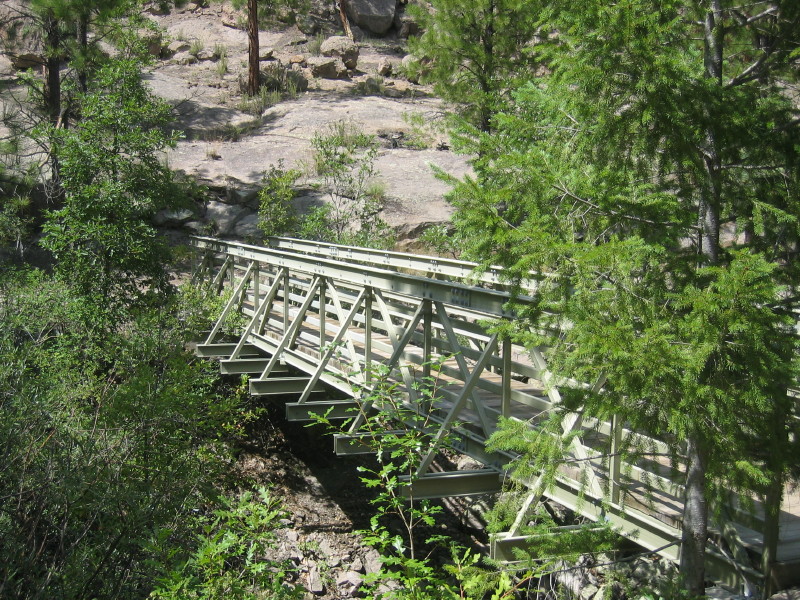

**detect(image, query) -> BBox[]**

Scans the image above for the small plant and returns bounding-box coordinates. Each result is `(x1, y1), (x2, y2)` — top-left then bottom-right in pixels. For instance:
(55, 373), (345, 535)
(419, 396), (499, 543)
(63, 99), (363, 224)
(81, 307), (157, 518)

(419, 223), (461, 258)
(310, 364), (511, 599)
(236, 65), (303, 114)
(206, 144), (222, 160)
(212, 43), (228, 60)
(148, 487), (305, 600)
(216, 55), (228, 77)
(188, 38), (205, 57)
(307, 32), (325, 56)
(306, 121), (394, 248)
(257, 161), (302, 238)
(236, 86), (279, 115)
(402, 111), (442, 150)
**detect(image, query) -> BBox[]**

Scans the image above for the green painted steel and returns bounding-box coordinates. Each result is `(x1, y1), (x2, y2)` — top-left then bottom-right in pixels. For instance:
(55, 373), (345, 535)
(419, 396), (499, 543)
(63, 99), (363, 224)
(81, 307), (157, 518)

(190, 235), (793, 591)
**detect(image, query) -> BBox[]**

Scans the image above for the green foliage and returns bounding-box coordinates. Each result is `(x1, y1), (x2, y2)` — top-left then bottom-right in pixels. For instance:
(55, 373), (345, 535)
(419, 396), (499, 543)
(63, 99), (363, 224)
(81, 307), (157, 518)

(237, 63), (303, 114)
(448, 0), (800, 593)
(39, 57), (183, 318)
(0, 193), (32, 257)
(149, 487), (304, 600)
(407, 0), (538, 137)
(188, 38), (205, 57)
(0, 270), (252, 599)
(419, 224), (460, 258)
(307, 32), (325, 56)
(257, 161), (302, 238)
(306, 122), (394, 248)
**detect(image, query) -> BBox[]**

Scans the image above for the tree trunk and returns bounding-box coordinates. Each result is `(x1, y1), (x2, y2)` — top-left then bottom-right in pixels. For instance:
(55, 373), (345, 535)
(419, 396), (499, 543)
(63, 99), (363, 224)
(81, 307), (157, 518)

(43, 9), (62, 197)
(247, 0), (260, 95)
(77, 12), (89, 94)
(43, 10), (61, 126)
(761, 395), (789, 599)
(680, 434), (708, 597)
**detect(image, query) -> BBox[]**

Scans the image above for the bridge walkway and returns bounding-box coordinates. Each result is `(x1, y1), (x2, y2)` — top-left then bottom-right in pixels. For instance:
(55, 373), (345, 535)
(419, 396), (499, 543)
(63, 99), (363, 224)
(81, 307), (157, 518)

(190, 235), (800, 595)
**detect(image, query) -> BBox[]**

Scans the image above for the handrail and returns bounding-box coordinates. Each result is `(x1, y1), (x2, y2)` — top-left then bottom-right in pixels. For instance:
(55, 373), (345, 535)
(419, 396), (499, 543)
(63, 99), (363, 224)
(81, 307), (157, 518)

(265, 236), (544, 291)
(191, 236), (533, 318)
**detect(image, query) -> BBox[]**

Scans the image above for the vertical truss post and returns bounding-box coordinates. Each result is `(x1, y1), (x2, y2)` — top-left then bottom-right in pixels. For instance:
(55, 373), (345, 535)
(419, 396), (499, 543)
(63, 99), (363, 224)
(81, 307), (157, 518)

(283, 269), (290, 333)
(502, 339), (512, 418)
(253, 263), (260, 303)
(319, 278), (326, 349)
(422, 299), (432, 380)
(610, 414), (622, 505)
(364, 291), (373, 385)
(227, 256), (236, 289)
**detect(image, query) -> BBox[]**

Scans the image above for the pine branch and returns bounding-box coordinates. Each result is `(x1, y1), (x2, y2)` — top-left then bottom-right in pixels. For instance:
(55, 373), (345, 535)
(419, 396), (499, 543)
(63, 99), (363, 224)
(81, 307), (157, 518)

(553, 184), (697, 229)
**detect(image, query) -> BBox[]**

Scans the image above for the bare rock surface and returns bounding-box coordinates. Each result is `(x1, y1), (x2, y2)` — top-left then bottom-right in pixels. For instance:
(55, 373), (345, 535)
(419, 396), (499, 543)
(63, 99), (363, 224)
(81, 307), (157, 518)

(139, 5), (466, 235)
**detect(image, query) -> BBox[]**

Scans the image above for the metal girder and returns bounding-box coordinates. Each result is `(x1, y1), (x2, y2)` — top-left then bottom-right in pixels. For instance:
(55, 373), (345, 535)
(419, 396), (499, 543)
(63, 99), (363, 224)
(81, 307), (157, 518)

(285, 401), (360, 422)
(333, 431), (405, 455)
(219, 358), (287, 375)
(399, 469), (502, 500)
(266, 236), (540, 290)
(195, 343), (261, 358)
(490, 526), (606, 565)
(249, 377), (325, 396)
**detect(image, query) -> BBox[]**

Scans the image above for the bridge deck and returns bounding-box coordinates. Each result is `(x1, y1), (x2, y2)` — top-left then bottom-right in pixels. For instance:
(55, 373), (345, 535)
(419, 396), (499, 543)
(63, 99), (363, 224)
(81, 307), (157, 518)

(191, 235), (800, 592)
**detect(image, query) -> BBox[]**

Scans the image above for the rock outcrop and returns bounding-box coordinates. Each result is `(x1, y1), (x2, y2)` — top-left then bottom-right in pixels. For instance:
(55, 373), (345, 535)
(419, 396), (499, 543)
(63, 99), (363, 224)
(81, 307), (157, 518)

(344, 0), (396, 35)
(306, 56), (348, 79)
(320, 36), (359, 70)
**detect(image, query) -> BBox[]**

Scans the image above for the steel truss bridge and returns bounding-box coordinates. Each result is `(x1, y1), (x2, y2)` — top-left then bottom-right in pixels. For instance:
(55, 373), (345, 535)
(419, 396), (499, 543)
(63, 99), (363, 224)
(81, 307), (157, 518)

(191, 235), (800, 595)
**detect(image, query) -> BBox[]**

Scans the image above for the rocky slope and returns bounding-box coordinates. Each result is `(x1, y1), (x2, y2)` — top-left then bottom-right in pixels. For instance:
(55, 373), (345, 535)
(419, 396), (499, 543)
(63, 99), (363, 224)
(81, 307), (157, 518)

(144, 2), (469, 246)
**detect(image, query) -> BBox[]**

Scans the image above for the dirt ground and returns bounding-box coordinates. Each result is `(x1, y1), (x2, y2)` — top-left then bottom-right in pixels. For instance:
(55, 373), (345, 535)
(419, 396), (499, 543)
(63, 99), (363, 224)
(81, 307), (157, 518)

(230, 400), (492, 598)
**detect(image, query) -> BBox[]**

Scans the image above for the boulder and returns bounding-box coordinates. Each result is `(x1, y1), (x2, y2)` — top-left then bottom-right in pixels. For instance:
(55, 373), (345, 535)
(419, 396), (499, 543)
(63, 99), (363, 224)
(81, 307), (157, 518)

(205, 201), (247, 236)
(344, 0), (396, 35)
(0, 54), (14, 78)
(394, 9), (420, 38)
(377, 58), (392, 76)
(144, 2), (170, 15)
(306, 56), (347, 79)
(138, 29), (163, 58)
(196, 49), (216, 61)
(259, 47), (275, 61)
(231, 213), (261, 239)
(166, 40), (191, 56)
(297, 14), (328, 36)
(172, 51), (198, 65)
(7, 53), (42, 70)
(1, 1), (43, 70)
(320, 36), (359, 70)
(153, 208), (195, 227)
(307, 564), (325, 594)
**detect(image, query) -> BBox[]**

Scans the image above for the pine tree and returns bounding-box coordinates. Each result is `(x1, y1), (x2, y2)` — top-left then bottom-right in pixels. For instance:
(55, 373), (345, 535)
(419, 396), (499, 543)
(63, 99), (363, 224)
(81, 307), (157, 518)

(407, 0), (538, 139)
(450, 0), (800, 596)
